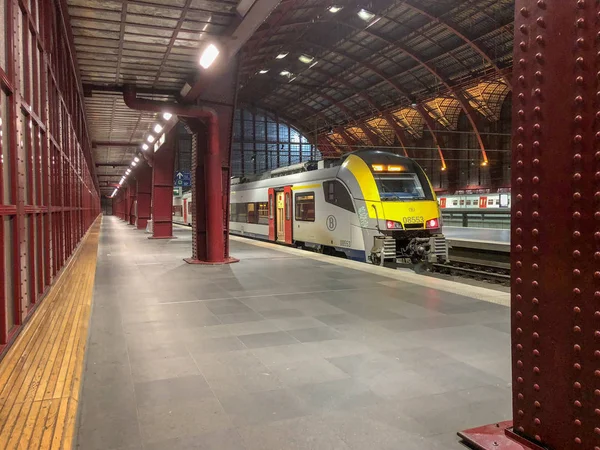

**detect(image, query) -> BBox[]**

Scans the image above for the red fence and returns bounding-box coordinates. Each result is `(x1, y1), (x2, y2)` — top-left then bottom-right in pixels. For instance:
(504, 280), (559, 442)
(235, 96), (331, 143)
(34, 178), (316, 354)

(0, 0), (100, 350)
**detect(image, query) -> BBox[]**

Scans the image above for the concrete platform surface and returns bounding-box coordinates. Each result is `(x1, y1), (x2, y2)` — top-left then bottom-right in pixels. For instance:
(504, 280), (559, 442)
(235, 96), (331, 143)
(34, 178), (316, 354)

(76, 217), (511, 450)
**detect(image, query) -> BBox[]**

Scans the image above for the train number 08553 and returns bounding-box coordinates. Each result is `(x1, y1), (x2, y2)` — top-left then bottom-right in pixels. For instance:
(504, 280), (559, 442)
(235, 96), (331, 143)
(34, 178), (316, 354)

(339, 240), (351, 247)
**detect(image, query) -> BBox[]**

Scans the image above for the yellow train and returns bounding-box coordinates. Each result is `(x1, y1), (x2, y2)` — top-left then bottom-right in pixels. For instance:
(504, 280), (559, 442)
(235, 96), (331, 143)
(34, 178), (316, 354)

(229, 149), (448, 265)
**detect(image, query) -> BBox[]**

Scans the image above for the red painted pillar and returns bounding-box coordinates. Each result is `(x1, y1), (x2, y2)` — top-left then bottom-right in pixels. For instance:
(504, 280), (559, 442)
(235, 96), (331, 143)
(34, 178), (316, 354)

(460, 2), (600, 449)
(184, 58), (239, 265)
(128, 183), (137, 226)
(150, 132), (176, 239)
(136, 163), (152, 230)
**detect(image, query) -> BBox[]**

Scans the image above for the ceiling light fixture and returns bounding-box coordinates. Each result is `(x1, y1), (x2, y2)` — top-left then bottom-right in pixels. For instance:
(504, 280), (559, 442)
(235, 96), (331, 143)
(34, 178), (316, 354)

(147, 135), (155, 143)
(328, 5), (343, 13)
(299, 54), (314, 64)
(259, 69), (269, 74)
(126, 169), (131, 174)
(309, 61), (318, 69)
(163, 112), (172, 121)
(142, 143), (149, 151)
(153, 124), (163, 134)
(134, 156), (140, 163)
(199, 43), (220, 69)
(280, 70), (291, 76)
(357, 8), (376, 21)
(276, 52), (288, 59)
(131, 161), (137, 167)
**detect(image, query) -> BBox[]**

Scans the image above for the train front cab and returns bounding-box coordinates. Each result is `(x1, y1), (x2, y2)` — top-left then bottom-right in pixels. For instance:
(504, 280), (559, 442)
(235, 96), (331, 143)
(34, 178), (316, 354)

(338, 151), (449, 265)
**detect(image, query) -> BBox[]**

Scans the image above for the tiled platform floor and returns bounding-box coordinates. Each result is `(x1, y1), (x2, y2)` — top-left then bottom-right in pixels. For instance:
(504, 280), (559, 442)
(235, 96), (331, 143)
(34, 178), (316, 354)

(76, 217), (511, 450)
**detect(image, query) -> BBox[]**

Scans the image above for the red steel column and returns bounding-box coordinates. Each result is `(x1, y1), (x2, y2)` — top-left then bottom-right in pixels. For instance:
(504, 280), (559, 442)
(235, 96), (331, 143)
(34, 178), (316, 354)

(136, 163), (152, 230)
(150, 132), (176, 239)
(460, 2), (600, 449)
(128, 183), (136, 226)
(184, 58), (239, 265)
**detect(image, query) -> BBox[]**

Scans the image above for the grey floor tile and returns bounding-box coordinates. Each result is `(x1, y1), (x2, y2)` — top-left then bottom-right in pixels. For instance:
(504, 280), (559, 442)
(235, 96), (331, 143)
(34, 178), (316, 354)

(293, 378), (380, 412)
(251, 343), (320, 366)
(186, 336), (246, 354)
(226, 320), (281, 335)
(130, 355), (201, 383)
(138, 397), (232, 443)
(269, 358), (350, 387)
(134, 374), (214, 408)
(259, 308), (305, 319)
(144, 429), (247, 450)
(288, 327), (341, 343)
(127, 340), (190, 362)
(314, 313), (364, 326)
(219, 389), (311, 427)
(327, 352), (402, 379)
(269, 316), (328, 331)
(237, 331), (298, 348)
(77, 414), (142, 450)
(217, 311), (265, 324)
(205, 299), (255, 315)
(238, 416), (352, 450)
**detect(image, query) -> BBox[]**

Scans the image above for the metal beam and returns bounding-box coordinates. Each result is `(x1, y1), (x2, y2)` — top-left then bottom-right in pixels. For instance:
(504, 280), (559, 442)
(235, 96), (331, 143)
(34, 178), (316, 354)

(382, 113), (410, 157)
(95, 163), (132, 167)
(416, 105), (447, 170)
(93, 141), (142, 148)
(182, 0), (283, 103)
(400, 0), (511, 88)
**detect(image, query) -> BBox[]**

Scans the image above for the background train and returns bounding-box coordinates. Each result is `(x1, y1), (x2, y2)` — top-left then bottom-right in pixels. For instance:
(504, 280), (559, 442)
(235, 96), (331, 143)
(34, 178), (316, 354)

(437, 192), (511, 209)
(174, 150), (449, 264)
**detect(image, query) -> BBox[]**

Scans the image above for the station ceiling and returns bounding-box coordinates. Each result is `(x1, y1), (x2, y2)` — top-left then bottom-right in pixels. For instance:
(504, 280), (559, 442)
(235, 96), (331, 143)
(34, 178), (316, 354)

(66, 0), (515, 194)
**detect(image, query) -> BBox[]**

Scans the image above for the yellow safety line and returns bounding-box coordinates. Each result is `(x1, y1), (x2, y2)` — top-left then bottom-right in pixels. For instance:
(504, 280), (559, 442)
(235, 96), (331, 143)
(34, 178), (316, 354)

(0, 217), (101, 449)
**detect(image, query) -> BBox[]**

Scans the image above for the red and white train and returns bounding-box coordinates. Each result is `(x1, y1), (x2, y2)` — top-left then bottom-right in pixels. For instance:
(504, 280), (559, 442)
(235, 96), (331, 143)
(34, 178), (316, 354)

(437, 192), (511, 210)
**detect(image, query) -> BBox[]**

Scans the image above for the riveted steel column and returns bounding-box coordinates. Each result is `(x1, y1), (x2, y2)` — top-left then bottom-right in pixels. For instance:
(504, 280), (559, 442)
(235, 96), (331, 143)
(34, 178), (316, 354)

(460, 1), (600, 449)
(150, 132), (176, 239)
(183, 57), (239, 265)
(136, 163), (152, 229)
(128, 182), (137, 226)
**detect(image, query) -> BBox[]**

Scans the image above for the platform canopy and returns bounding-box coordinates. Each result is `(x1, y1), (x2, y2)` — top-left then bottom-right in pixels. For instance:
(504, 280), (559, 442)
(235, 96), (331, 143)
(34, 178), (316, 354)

(66, 0), (514, 195)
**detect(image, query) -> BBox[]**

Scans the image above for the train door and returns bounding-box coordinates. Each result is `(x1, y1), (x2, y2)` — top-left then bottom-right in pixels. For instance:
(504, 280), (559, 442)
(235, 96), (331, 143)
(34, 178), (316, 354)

(479, 196), (488, 208)
(183, 198), (188, 224)
(283, 186), (293, 244)
(268, 188), (275, 241)
(276, 191), (285, 242)
(439, 197), (447, 209)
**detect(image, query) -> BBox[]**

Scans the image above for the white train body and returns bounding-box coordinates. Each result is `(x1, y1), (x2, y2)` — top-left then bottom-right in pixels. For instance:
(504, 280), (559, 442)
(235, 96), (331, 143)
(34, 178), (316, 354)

(437, 193), (511, 210)
(174, 150), (449, 264)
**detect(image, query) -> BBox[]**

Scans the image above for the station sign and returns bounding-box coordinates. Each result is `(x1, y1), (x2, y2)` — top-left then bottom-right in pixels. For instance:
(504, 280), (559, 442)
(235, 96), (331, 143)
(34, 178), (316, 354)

(174, 171), (191, 187)
(173, 187), (182, 197)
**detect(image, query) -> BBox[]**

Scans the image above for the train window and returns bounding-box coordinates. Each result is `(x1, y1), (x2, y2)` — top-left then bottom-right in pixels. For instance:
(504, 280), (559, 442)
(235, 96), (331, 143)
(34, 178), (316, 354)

(452, 200), (458, 206)
(488, 199), (493, 205)
(323, 180), (355, 213)
(295, 192), (315, 222)
(188, 202), (193, 215)
(258, 202), (269, 224)
(460, 200), (465, 205)
(247, 203), (257, 224)
(268, 193), (274, 219)
(466, 200), (471, 206)
(285, 192), (291, 220)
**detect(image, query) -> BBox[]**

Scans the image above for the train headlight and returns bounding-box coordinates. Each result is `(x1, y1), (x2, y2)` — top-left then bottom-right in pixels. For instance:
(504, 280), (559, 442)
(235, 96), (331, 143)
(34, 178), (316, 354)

(426, 218), (440, 229)
(386, 220), (402, 229)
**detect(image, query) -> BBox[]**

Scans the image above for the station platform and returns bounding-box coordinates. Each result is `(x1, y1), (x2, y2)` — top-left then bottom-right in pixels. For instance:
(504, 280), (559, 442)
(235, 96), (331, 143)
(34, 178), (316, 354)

(0, 216), (512, 449)
(444, 227), (510, 253)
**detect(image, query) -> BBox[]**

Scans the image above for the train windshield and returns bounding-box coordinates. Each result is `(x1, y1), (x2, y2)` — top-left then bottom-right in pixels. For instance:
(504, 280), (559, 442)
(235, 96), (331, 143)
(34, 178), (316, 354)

(374, 173), (433, 201)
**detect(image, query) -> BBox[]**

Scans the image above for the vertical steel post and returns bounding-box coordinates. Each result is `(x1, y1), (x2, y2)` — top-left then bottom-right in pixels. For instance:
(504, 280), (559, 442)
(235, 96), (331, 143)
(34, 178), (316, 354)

(460, 2), (600, 449)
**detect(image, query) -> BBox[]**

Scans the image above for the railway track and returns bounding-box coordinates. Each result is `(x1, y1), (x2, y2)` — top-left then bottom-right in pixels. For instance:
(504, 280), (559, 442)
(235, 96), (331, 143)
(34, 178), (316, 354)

(431, 261), (510, 285)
